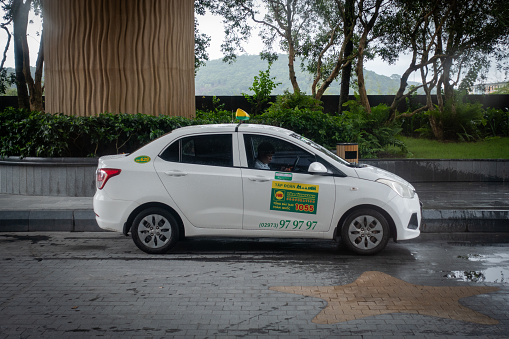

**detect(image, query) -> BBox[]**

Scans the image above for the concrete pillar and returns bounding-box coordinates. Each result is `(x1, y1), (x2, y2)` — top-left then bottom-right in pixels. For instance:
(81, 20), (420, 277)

(43, 0), (195, 117)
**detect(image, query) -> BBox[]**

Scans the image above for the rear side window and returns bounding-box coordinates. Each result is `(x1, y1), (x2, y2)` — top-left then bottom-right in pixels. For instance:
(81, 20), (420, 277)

(160, 134), (233, 167)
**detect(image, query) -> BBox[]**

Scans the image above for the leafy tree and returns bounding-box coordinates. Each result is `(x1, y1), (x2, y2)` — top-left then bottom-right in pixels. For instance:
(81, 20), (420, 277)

(213, 0), (316, 94)
(1, 0), (43, 111)
(194, 0), (212, 73)
(212, 0), (393, 107)
(302, 0), (357, 100)
(0, 3), (13, 94)
(380, 0), (509, 140)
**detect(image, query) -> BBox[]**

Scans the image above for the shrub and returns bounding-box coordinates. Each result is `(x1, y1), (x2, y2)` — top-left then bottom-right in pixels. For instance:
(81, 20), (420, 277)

(1, 99), (405, 159)
(266, 90), (323, 113)
(403, 91), (508, 141)
(339, 101), (406, 158)
(253, 107), (343, 148)
(0, 109), (195, 158)
(483, 107), (509, 137)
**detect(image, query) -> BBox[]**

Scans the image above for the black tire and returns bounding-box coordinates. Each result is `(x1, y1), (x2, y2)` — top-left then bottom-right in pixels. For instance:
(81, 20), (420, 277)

(341, 208), (390, 255)
(131, 207), (179, 254)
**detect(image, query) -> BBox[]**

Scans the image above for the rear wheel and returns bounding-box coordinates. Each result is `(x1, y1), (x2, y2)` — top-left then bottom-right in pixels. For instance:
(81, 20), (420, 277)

(341, 208), (390, 255)
(131, 207), (179, 254)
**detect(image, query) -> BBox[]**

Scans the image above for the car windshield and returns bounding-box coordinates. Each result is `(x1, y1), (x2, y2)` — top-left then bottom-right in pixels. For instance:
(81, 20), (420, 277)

(290, 133), (352, 166)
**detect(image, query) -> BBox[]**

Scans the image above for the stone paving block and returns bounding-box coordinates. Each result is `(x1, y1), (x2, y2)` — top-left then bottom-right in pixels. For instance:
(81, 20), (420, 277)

(29, 210), (73, 231)
(0, 211), (29, 231)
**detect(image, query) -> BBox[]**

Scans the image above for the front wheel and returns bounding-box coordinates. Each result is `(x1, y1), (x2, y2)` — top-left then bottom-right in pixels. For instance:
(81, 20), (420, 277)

(131, 207), (179, 254)
(341, 208), (390, 255)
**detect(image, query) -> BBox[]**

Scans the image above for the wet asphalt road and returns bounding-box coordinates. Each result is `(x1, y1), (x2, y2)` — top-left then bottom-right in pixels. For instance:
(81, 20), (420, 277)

(0, 232), (508, 338)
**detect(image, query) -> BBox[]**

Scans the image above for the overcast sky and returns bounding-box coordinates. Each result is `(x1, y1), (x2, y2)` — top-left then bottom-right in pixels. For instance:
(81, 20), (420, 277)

(0, 8), (504, 83)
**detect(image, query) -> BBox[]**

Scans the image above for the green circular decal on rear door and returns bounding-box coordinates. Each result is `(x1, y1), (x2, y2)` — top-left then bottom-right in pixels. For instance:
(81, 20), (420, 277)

(134, 156), (151, 164)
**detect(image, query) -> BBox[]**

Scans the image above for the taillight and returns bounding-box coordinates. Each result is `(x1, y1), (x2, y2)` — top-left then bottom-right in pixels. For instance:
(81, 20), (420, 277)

(96, 168), (121, 190)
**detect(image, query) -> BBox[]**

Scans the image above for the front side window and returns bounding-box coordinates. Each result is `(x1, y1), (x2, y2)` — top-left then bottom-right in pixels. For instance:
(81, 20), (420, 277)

(160, 134), (233, 167)
(244, 134), (316, 172)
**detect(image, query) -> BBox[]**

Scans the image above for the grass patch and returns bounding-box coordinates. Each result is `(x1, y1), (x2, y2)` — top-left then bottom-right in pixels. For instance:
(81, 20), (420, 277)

(382, 137), (509, 159)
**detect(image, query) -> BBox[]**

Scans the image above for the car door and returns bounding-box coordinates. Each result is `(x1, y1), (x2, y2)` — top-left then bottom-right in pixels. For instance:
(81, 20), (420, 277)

(240, 134), (336, 233)
(154, 133), (243, 229)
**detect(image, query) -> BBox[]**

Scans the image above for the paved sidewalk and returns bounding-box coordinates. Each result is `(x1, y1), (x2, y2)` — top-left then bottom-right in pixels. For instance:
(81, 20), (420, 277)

(0, 182), (508, 234)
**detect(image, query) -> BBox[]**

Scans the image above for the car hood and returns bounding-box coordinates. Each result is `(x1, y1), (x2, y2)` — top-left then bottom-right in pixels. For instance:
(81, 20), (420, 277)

(354, 164), (415, 190)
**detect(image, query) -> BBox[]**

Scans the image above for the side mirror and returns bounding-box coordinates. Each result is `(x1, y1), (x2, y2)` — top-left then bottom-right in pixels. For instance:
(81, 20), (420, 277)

(308, 162), (328, 174)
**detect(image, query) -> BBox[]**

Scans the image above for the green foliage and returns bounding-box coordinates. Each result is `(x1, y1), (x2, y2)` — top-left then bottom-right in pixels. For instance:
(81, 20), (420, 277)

(266, 90), (323, 113)
(0, 68), (16, 95)
(253, 106), (341, 148)
(483, 107), (509, 137)
(195, 96), (234, 123)
(242, 63), (281, 115)
(413, 92), (509, 141)
(339, 101), (406, 158)
(1, 100), (406, 160)
(0, 109), (193, 158)
(253, 93), (405, 158)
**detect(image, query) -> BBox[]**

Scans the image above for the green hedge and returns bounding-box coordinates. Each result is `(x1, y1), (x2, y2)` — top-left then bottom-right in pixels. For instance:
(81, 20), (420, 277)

(1, 101), (404, 158)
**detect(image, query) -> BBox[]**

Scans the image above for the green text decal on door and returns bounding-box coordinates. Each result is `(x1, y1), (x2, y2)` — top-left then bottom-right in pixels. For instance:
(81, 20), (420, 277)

(270, 181), (318, 214)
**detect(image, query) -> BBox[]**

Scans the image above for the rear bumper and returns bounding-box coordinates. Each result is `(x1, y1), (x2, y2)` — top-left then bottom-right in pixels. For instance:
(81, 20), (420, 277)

(93, 191), (138, 233)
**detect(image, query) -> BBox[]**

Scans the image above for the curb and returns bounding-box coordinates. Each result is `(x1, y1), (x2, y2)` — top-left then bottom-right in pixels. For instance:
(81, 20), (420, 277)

(422, 209), (509, 233)
(0, 210), (105, 232)
(0, 209), (508, 235)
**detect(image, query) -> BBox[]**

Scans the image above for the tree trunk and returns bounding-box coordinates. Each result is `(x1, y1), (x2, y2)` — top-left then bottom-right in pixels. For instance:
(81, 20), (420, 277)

(441, 56), (455, 109)
(30, 30), (44, 112)
(356, 44), (370, 113)
(355, 0), (382, 113)
(388, 61), (420, 121)
(339, 0), (355, 113)
(287, 41), (300, 93)
(12, 0), (31, 110)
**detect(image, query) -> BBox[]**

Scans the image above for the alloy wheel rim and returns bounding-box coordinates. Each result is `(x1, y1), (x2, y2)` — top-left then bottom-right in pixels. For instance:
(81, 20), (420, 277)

(137, 214), (172, 249)
(347, 215), (383, 250)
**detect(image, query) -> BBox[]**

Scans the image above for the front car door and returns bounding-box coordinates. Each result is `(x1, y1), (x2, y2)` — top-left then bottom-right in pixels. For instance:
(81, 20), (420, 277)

(154, 132), (243, 229)
(240, 133), (336, 235)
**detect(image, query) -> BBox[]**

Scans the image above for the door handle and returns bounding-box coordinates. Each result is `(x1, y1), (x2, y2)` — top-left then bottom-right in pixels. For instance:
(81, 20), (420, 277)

(164, 170), (187, 177)
(248, 176), (271, 182)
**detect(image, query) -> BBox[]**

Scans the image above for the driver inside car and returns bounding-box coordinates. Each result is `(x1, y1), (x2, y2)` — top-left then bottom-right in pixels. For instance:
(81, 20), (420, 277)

(254, 142), (274, 170)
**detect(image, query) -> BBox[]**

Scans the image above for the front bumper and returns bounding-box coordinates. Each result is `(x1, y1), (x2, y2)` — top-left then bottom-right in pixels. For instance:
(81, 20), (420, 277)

(387, 193), (422, 241)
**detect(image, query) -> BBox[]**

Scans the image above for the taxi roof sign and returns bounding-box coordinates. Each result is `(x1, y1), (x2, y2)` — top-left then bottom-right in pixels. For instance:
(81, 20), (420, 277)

(236, 108), (250, 121)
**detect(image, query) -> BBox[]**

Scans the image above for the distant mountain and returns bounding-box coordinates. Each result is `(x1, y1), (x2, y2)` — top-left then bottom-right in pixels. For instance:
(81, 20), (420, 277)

(195, 54), (421, 96)
(2, 58), (421, 97)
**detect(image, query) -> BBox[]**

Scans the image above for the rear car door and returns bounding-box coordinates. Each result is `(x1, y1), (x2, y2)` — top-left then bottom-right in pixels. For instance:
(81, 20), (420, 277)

(154, 133), (243, 229)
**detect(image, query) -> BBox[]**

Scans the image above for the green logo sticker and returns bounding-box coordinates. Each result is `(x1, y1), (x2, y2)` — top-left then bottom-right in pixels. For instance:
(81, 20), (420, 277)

(134, 156), (151, 164)
(275, 172), (292, 181)
(270, 181), (318, 214)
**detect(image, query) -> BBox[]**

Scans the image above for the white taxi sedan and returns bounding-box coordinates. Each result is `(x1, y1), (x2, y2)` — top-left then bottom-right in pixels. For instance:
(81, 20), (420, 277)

(93, 123), (421, 255)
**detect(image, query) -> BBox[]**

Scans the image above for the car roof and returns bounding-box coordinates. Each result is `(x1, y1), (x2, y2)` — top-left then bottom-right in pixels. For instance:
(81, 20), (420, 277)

(172, 123), (295, 137)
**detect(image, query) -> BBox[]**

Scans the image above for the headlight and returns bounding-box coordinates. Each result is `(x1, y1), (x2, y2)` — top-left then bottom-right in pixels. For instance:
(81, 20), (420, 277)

(377, 178), (415, 199)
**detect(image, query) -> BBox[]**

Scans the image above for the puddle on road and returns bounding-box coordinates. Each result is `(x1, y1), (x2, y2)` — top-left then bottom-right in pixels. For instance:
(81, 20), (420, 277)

(446, 253), (509, 284)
